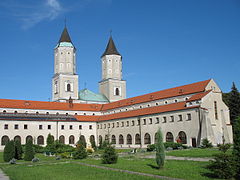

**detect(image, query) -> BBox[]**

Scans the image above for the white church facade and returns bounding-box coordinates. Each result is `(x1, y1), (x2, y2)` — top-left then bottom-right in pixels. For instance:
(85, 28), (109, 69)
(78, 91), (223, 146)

(0, 27), (233, 150)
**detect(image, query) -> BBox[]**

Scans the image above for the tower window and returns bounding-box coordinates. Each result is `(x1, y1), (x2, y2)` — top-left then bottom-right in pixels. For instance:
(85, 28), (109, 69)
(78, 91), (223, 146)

(115, 88), (120, 96)
(67, 84), (71, 92)
(214, 101), (218, 120)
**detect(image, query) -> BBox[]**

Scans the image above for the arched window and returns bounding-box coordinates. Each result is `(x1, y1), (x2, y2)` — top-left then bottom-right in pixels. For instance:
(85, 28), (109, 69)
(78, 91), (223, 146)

(37, 136), (44, 145)
(119, 134), (124, 144)
(79, 135), (85, 143)
(99, 135), (103, 145)
(127, 134), (132, 145)
(67, 84), (71, 92)
(59, 135), (65, 144)
(111, 135), (116, 144)
(105, 135), (109, 142)
(166, 132), (174, 142)
(154, 133), (158, 144)
(135, 134), (141, 145)
(115, 88), (120, 96)
(26, 136), (33, 143)
(1, 136), (9, 145)
(69, 135), (75, 144)
(90, 135), (95, 143)
(144, 133), (151, 144)
(14, 136), (21, 144)
(178, 131), (187, 144)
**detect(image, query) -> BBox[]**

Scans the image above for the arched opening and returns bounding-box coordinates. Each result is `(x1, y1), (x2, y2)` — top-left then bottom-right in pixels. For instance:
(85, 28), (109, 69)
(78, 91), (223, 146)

(79, 135), (85, 143)
(37, 136), (44, 145)
(1, 136), (9, 146)
(105, 135), (109, 142)
(69, 135), (75, 144)
(90, 135), (95, 142)
(99, 135), (103, 145)
(67, 84), (71, 92)
(144, 133), (151, 144)
(154, 133), (158, 144)
(127, 134), (132, 145)
(178, 131), (187, 144)
(14, 136), (21, 144)
(115, 88), (120, 96)
(59, 135), (65, 144)
(26, 136), (33, 143)
(111, 135), (116, 144)
(135, 134), (141, 145)
(119, 134), (124, 144)
(166, 132), (174, 142)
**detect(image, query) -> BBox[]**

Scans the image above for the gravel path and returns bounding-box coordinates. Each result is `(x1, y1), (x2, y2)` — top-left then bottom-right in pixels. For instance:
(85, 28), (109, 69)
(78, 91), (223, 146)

(0, 169), (9, 180)
(142, 155), (212, 162)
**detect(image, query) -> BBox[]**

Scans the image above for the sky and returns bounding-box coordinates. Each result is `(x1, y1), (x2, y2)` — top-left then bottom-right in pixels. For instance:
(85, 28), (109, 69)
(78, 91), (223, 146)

(0, 0), (240, 101)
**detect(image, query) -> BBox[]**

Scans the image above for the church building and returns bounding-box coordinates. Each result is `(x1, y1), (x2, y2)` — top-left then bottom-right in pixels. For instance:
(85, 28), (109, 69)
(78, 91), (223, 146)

(0, 26), (233, 150)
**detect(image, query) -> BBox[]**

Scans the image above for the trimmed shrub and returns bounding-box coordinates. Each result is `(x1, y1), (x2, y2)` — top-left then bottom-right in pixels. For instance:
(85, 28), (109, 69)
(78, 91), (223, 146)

(102, 143), (118, 164)
(155, 129), (165, 169)
(14, 139), (23, 160)
(90, 137), (96, 150)
(147, 144), (156, 152)
(201, 138), (213, 148)
(24, 139), (35, 161)
(33, 144), (44, 153)
(77, 136), (87, 148)
(59, 152), (72, 159)
(164, 142), (185, 150)
(47, 134), (54, 146)
(3, 140), (15, 162)
(73, 144), (87, 159)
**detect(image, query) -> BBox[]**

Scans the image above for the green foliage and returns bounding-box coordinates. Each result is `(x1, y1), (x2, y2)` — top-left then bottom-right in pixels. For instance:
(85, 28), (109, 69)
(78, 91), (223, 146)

(24, 139), (35, 161)
(147, 144), (156, 152)
(101, 140), (109, 149)
(90, 137), (96, 150)
(164, 142), (186, 150)
(73, 144), (87, 159)
(78, 136), (87, 148)
(155, 129), (165, 169)
(233, 117), (240, 179)
(200, 138), (213, 148)
(59, 152), (72, 159)
(102, 143), (118, 164)
(44, 140), (75, 154)
(207, 143), (235, 179)
(33, 144), (45, 153)
(14, 139), (23, 160)
(3, 140), (15, 162)
(46, 134), (54, 146)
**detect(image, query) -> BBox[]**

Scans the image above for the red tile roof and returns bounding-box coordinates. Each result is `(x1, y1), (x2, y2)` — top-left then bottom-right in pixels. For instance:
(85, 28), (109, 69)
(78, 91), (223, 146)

(187, 90), (211, 102)
(0, 99), (102, 111)
(74, 102), (200, 122)
(101, 79), (211, 110)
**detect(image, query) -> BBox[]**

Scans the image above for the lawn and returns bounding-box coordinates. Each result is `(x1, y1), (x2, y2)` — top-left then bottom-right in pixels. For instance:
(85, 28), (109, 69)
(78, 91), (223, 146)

(165, 148), (232, 158)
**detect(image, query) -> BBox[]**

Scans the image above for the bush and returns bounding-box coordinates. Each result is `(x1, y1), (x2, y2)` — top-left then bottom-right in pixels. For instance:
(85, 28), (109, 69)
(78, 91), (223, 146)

(164, 142), (185, 150)
(59, 152), (72, 159)
(207, 143), (235, 179)
(3, 140), (15, 162)
(47, 134), (54, 146)
(155, 129), (165, 169)
(90, 137), (96, 150)
(24, 139), (35, 161)
(73, 144), (87, 159)
(86, 147), (94, 154)
(147, 144), (156, 152)
(102, 143), (118, 164)
(201, 138), (213, 148)
(14, 139), (23, 160)
(33, 144), (45, 153)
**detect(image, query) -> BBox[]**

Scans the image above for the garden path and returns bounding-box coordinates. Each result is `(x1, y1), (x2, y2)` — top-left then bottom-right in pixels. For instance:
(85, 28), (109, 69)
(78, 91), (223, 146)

(0, 169), (9, 180)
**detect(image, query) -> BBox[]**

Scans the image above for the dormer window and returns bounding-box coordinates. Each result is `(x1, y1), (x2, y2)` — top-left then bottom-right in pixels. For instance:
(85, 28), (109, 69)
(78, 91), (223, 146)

(67, 84), (71, 92)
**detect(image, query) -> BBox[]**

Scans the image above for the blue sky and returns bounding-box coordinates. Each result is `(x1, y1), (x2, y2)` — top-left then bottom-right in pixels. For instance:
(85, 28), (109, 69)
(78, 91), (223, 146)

(0, 0), (239, 101)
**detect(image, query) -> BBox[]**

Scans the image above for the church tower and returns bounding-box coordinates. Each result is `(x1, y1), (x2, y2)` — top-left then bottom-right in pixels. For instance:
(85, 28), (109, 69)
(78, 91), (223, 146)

(52, 26), (79, 102)
(99, 36), (126, 102)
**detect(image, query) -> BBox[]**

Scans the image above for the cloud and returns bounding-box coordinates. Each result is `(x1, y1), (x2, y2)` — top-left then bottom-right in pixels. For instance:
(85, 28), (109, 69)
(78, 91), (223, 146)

(0, 0), (64, 29)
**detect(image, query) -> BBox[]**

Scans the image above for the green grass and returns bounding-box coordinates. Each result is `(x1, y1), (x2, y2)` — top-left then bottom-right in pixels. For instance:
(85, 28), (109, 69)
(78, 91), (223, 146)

(1, 163), (156, 180)
(166, 148), (232, 158)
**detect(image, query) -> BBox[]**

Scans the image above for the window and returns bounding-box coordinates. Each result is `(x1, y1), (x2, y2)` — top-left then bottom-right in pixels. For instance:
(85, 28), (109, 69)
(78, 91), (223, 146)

(117, 122), (119, 127)
(69, 135), (75, 144)
(14, 124), (19, 130)
(121, 122), (124, 127)
(166, 132), (174, 142)
(1, 136), (9, 146)
(26, 136), (33, 143)
(127, 134), (132, 144)
(178, 131), (187, 144)
(37, 136), (44, 145)
(59, 135), (65, 144)
(132, 120), (135, 126)
(111, 135), (116, 144)
(14, 111), (18, 114)
(156, 117), (159, 124)
(115, 88), (120, 96)
(187, 113), (191, 120)
(156, 103), (159, 105)
(175, 99), (178, 103)
(79, 125), (82, 130)
(170, 116), (174, 122)
(163, 116), (167, 123)
(75, 113), (78, 115)
(165, 101), (168, 104)
(108, 123), (110, 128)
(144, 133), (151, 144)
(112, 123), (115, 128)
(69, 125), (73, 130)
(46, 112), (49, 115)
(14, 136), (21, 144)
(104, 124), (106, 129)
(97, 125), (99, 129)
(4, 124), (8, 130)
(48, 125), (51, 130)
(135, 134), (141, 145)
(61, 125), (64, 130)
(178, 115), (183, 121)
(89, 125), (92, 130)
(137, 119), (140, 125)
(66, 113), (69, 116)
(143, 119), (146, 125)
(214, 101), (218, 120)
(67, 84), (71, 92)
(24, 124), (28, 129)
(149, 118), (152, 124)
(119, 135), (124, 144)
(126, 121), (129, 127)
(39, 125), (43, 130)
(3, 110), (6, 113)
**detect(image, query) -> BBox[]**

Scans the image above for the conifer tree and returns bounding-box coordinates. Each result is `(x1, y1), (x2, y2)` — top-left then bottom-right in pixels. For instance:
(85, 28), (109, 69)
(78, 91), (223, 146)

(155, 128), (165, 169)
(46, 134), (54, 146)
(24, 139), (35, 161)
(73, 144), (87, 159)
(14, 139), (23, 160)
(233, 117), (240, 179)
(78, 136), (86, 148)
(102, 142), (118, 164)
(90, 137), (96, 150)
(3, 140), (15, 162)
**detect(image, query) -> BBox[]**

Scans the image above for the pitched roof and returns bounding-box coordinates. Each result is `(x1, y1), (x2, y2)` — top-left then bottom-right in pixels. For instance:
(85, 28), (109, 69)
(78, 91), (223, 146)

(58, 27), (72, 43)
(74, 102), (200, 122)
(0, 99), (102, 111)
(79, 89), (109, 102)
(101, 36), (121, 57)
(187, 90), (211, 102)
(102, 79), (211, 110)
